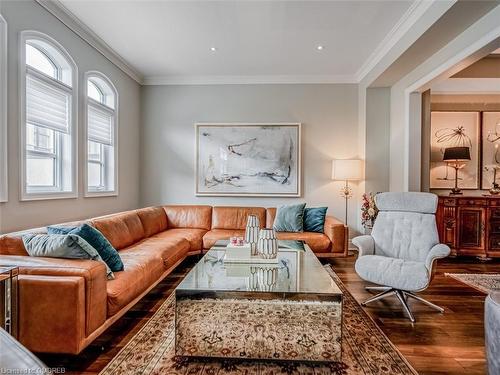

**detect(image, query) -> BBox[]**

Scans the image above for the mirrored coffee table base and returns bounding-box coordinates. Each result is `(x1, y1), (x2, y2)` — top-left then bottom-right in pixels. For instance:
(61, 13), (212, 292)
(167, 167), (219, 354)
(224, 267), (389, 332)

(174, 241), (343, 363)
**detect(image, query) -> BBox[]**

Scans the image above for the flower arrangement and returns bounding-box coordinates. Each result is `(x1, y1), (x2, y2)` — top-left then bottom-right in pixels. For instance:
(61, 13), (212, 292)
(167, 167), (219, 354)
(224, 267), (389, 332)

(361, 192), (378, 228)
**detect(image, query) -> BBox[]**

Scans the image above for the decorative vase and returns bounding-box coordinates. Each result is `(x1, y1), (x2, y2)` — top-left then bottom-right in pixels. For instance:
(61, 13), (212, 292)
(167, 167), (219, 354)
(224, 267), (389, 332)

(245, 215), (260, 255)
(256, 266), (278, 292)
(257, 229), (278, 259)
(247, 266), (260, 291)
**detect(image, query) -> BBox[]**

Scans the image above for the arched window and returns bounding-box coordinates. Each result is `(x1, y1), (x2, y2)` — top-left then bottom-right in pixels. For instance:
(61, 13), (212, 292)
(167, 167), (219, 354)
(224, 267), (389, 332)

(20, 31), (77, 200)
(0, 15), (7, 202)
(85, 72), (118, 195)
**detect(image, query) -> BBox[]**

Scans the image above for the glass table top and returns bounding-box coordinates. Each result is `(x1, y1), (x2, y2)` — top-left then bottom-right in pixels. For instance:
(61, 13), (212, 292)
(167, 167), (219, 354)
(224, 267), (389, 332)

(176, 240), (342, 296)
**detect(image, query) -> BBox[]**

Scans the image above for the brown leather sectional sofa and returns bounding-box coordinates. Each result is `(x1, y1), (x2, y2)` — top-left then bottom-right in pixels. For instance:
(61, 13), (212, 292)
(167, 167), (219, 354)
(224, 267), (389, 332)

(0, 205), (347, 354)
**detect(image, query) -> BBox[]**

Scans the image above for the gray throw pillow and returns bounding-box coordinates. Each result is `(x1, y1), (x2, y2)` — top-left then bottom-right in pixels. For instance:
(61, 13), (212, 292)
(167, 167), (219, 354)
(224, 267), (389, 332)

(22, 233), (114, 280)
(273, 203), (306, 232)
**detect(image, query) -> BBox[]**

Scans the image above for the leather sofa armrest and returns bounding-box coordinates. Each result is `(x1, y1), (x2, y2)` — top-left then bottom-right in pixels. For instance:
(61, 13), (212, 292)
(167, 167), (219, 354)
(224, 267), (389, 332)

(0, 255), (107, 352)
(18, 275), (86, 354)
(324, 216), (347, 255)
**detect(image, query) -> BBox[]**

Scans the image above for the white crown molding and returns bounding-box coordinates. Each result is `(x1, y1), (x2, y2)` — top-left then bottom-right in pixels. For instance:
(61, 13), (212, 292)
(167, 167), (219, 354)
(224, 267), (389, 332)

(143, 74), (358, 86)
(35, 0), (144, 84)
(355, 0), (439, 83)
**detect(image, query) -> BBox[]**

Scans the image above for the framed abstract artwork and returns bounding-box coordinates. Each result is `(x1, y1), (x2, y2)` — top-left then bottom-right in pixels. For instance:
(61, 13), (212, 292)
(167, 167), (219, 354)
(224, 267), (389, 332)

(430, 111), (480, 190)
(482, 112), (500, 189)
(195, 123), (301, 197)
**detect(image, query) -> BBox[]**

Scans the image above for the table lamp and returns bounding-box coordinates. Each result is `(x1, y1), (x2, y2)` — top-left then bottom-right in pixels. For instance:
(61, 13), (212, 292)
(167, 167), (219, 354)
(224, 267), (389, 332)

(443, 146), (471, 195)
(332, 159), (364, 226)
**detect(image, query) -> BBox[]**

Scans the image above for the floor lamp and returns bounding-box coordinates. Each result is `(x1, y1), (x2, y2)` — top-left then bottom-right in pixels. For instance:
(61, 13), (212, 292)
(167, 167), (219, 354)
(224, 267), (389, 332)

(332, 159), (364, 226)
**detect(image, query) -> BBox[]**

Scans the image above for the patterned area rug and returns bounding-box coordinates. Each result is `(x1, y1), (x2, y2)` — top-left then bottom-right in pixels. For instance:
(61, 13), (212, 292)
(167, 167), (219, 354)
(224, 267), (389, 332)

(99, 265), (417, 375)
(445, 273), (500, 294)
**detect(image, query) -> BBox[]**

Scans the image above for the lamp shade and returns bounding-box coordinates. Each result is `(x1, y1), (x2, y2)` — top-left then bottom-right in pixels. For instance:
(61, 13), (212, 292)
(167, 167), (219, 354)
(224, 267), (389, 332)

(443, 147), (471, 162)
(332, 159), (364, 181)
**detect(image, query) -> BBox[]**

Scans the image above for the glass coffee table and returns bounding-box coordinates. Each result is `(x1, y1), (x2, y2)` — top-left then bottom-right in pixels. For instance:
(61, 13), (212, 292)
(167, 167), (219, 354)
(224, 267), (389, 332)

(175, 240), (343, 363)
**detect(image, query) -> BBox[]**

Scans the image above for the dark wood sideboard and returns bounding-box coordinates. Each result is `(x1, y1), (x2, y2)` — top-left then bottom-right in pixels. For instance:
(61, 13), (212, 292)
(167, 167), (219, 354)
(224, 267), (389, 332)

(437, 196), (500, 259)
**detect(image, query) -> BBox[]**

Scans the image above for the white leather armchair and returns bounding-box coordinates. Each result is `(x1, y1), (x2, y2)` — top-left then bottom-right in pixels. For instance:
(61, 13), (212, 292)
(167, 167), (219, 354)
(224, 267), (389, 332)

(352, 192), (450, 322)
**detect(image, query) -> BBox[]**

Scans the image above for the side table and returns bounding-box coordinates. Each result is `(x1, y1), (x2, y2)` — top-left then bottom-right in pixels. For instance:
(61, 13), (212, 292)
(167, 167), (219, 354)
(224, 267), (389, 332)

(0, 266), (18, 338)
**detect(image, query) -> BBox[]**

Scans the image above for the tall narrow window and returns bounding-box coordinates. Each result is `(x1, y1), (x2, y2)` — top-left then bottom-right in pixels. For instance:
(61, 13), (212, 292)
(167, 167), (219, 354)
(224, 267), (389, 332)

(0, 15), (7, 202)
(20, 31), (77, 200)
(85, 72), (117, 196)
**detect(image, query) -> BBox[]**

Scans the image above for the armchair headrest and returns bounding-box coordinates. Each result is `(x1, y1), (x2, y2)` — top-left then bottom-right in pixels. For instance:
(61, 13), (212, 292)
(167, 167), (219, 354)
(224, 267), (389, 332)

(375, 192), (438, 214)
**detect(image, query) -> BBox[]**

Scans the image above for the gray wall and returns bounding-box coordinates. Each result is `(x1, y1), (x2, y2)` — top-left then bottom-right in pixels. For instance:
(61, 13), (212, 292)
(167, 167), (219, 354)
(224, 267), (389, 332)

(140, 84), (359, 226)
(365, 87), (390, 193)
(0, 1), (141, 233)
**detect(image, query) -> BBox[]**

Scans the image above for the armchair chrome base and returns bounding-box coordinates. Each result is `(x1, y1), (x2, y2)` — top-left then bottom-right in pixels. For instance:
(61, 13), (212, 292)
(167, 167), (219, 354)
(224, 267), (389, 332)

(362, 286), (444, 323)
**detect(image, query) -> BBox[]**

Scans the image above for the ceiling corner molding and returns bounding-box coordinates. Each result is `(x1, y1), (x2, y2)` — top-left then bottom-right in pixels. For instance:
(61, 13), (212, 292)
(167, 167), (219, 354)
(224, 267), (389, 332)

(35, 0), (144, 84)
(143, 74), (358, 86)
(355, 0), (439, 83)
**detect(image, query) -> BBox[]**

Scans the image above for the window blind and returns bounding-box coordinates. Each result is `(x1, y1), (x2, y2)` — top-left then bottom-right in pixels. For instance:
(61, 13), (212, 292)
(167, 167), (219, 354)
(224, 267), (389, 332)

(88, 103), (113, 146)
(26, 74), (70, 134)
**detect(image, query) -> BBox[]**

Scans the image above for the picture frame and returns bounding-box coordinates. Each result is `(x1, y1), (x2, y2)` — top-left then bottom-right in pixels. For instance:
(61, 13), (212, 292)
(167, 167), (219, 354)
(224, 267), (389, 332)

(195, 123), (301, 197)
(430, 111), (480, 190)
(481, 112), (500, 189)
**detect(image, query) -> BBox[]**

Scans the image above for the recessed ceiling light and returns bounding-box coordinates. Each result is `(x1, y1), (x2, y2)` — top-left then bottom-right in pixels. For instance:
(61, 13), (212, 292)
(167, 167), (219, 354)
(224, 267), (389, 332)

(317, 45), (324, 51)
(210, 47), (217, 52)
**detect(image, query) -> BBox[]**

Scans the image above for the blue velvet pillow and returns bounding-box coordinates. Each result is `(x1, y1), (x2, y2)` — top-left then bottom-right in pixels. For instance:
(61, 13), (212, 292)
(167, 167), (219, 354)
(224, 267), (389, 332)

(273, 203), (306, 232)
(48, 224), (124, 272)
(303, 207), (327, 233)
(23, 233), (114, 279)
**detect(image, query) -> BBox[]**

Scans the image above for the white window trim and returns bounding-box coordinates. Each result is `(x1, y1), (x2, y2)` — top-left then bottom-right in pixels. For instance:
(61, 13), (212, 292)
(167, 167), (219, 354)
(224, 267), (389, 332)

(84, 71), (118, 197)
(19, 30), (78, 201)
(0, 15), (7, 203)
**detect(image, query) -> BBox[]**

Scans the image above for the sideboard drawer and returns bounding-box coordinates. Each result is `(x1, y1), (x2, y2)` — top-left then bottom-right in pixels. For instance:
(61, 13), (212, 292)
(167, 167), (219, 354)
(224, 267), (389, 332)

(490, 236), (500, 250)
(458, 198), (488, 206)
(491, 221), (500, 234)
(442, 198), (457, 206)
(491, 209), (500, 220)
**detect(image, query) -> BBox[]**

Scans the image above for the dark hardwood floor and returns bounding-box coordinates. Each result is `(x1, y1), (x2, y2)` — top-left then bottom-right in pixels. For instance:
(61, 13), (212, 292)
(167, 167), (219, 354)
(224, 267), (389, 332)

(39, 255), (499, 375)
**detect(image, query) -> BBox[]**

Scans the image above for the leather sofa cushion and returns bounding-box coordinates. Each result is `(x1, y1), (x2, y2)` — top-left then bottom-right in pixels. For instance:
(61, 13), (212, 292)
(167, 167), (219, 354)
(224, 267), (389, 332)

(203, 229), (331, 252)
(276, 232), (331, 252)
(91, 211), (145, 250)
(0, 220), (89, 256)
(127, 236), (190, 269)
(212, 207), (266, 230)
(106, 251), (163, 317)
(163, 205), (212, 230)
(106, 237), (189, 316)
(203, 229), (245, 249)
(266, 208), (277, 228)
(136, 207), (168, 237)
(0, 236), (29, 256)
(155, 229), (207, 252)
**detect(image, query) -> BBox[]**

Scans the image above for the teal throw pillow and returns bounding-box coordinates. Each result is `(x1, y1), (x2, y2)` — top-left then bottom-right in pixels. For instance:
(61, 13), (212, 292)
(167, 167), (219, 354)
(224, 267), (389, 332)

(48, 224), (124, 272)
(273, 203), (306, 232)
(303, 207), (327, 233)
(23, 233), (114, 279)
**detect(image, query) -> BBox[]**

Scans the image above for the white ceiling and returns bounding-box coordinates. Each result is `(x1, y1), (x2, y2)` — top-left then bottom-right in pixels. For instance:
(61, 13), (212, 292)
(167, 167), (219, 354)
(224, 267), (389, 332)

(59, 0), (415, 84)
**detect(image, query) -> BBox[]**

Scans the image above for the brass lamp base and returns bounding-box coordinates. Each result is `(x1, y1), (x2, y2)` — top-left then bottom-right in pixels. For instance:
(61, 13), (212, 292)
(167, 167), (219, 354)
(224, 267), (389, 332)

(450, 188), (463, 195)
